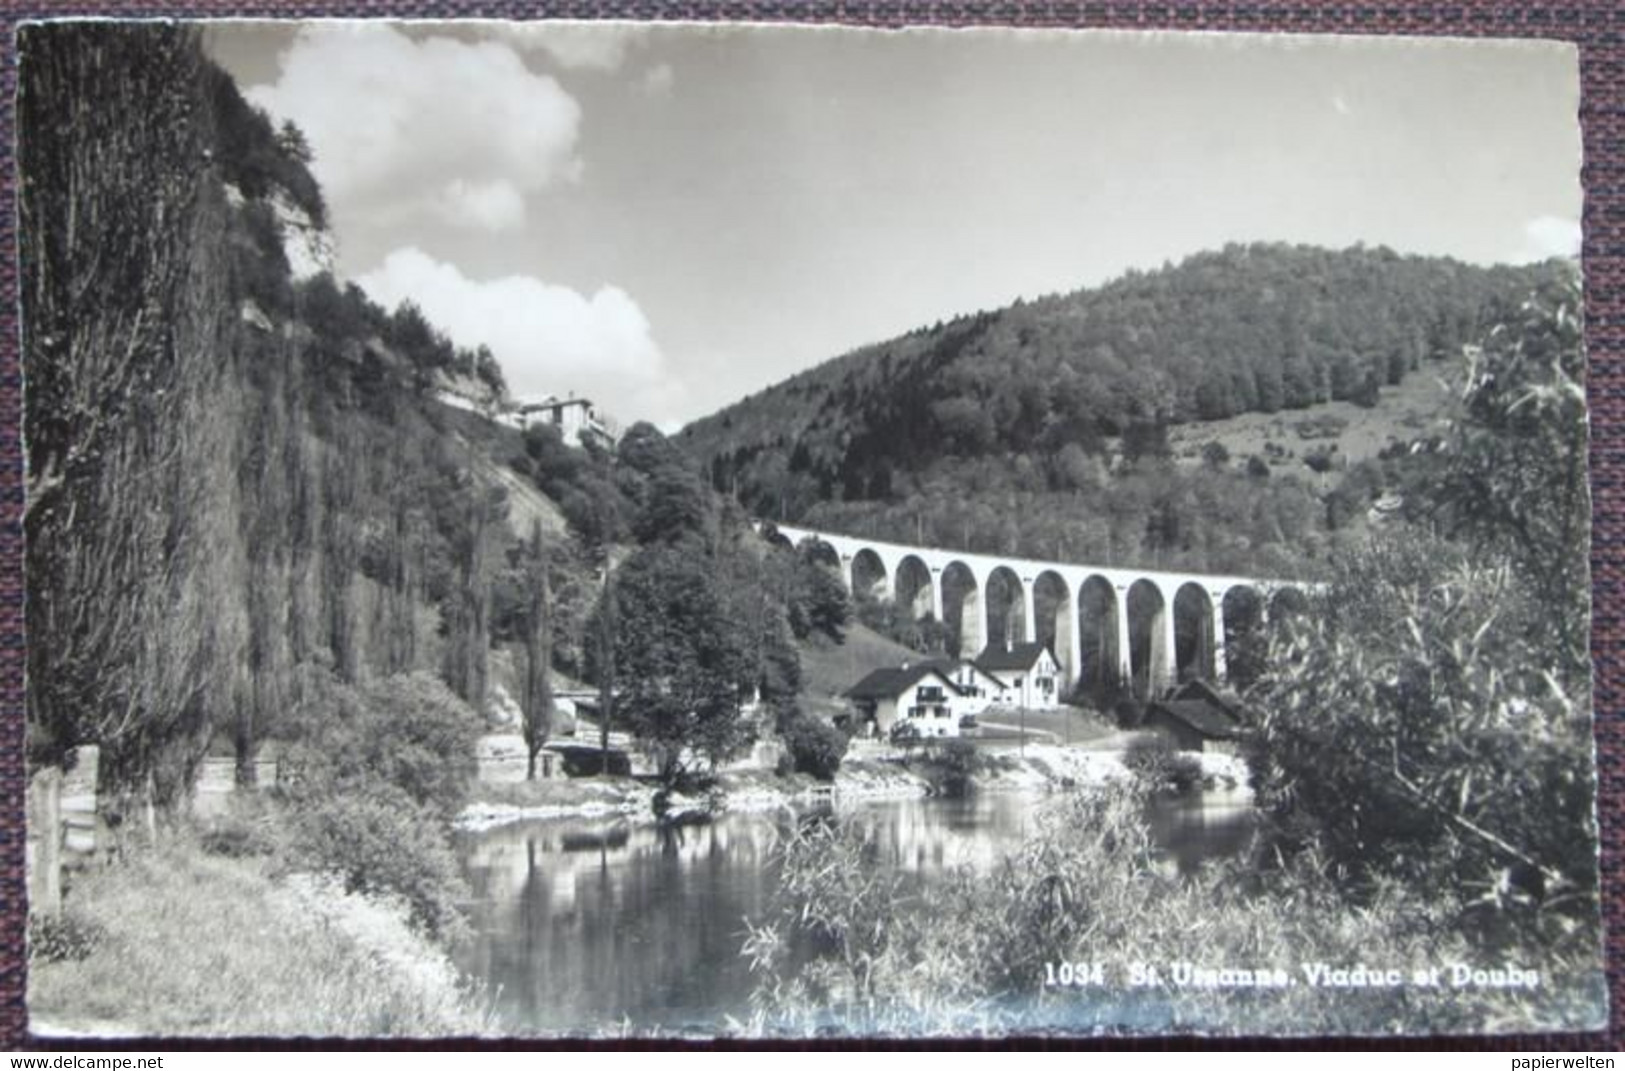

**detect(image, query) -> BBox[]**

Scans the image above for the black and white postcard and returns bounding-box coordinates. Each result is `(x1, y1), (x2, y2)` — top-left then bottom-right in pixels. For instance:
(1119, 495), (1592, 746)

(16, 19), (1607, 1038)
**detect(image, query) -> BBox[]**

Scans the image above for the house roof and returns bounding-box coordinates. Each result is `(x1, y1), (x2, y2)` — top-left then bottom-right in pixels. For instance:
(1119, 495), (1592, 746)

(516, 394), (593, 412)
(1147, 699), (1242, 739)
(845, 664), (963, 700)
(1169, 679), (1248, 720)
(915, 657), (1007, 684)
(975, 642), (1053, 674)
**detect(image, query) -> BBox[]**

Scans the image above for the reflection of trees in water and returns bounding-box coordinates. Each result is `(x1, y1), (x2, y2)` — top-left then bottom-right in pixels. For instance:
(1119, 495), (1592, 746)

(458, 812), (793, 1033)
(466, 816), (785, 924)
(830, 797), (1035, 876)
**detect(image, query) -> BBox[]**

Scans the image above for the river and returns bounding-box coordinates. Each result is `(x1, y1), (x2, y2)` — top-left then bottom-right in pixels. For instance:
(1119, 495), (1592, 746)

(453, 788), (1254, 1036)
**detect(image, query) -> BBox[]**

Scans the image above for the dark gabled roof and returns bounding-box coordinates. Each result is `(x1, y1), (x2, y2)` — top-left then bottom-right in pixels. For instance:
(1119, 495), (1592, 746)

(920, 657), (1010, 687)
(845, 664), (963, 700)
(1147, 699), (1242, 740)
(1169, 679), (1248, 720)
(975, 642), (1053, 674)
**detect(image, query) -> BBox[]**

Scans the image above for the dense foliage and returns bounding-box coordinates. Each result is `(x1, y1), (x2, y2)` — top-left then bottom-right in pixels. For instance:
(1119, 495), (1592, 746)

(743, 786), (1603, 1036)
(270, 671), (482, 937)
(1248, 272), (1597, 919)
(21, 24), (241, 810)
(778, 709), (850, 782)
(21, 24), (523, 814)
(550, 423), (857, 785)
(681, 245), (1563, 576)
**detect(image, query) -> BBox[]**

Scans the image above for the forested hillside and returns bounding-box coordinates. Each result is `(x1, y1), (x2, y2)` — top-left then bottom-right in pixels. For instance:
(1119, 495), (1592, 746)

(680, 246), (1565, 576)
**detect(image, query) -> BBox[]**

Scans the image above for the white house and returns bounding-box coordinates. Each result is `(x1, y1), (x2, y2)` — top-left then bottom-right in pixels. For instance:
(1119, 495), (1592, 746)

(975, 642), (1062, 710)
(507, 394), (617, 450)
(844, 664), (966, 739)
(918, 658), (1008, 717)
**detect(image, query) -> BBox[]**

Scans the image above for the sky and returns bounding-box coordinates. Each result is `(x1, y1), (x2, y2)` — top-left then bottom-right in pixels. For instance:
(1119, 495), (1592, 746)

(205, 22), (1583, 430)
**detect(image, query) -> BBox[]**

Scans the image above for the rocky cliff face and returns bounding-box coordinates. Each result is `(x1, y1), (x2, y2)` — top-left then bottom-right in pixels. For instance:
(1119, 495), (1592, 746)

(270, 188), (336, 281)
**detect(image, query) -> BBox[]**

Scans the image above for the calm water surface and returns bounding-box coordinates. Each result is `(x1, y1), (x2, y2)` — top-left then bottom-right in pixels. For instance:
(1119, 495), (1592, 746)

(454, 790), (1253, 1035)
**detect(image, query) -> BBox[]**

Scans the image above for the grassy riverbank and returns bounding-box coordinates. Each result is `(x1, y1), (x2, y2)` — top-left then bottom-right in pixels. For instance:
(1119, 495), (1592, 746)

(29, 839), (492, 1037)
(743, 786), (1607, 1037)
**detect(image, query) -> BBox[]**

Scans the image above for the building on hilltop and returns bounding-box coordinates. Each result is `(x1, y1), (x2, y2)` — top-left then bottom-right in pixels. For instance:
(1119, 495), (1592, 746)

(501, 393), (619, 450)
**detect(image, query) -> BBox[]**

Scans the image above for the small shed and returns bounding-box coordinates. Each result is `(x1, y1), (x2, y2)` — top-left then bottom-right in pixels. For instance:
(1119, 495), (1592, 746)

(1143, 692), (1244, 754)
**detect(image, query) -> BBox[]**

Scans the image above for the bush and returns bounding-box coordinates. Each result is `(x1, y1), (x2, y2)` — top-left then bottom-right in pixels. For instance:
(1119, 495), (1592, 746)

(275, 670), (482, 939)
(200, 818), (280, 859)
(279, 671), (482, 820)
(28, 910), (106, 963)
(289, 787), (469, 940)
(1293, 414), (1348, 440)
(1111, 698), (1145, 730)
(922, 737), (983, 797)
(199, 794), (284, 859)
(1250, 536), (1598, 904)
(888, 720), (922, 754)
(782, 714), (849, 782)
(1120, 734), (1204, 794)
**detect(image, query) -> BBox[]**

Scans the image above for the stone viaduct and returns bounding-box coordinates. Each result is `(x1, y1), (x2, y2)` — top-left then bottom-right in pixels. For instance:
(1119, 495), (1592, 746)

(769, 522), (1313, 696)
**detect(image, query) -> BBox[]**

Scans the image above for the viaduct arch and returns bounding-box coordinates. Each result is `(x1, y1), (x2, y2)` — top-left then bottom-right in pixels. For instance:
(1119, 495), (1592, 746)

(772, 522), (1311, 696)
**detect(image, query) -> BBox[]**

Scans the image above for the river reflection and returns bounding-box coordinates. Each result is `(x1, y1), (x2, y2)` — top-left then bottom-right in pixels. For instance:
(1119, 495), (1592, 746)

(455, 790), (1253, 1036)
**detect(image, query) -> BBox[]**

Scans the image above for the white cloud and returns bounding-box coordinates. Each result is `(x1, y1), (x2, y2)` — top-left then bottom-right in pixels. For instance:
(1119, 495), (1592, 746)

(502, 22), (647, 71)
(637, 63), (675, 98)
(1513, 215), (1581, 263)
(250, 25), (580, 233)
(358, 248), (666, 404)
(438, 179), (526, 231)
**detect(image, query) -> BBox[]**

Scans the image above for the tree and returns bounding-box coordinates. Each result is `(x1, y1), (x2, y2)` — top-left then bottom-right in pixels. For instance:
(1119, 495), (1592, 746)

(1429, 272), (1589, 685)
(20, 24), (245, 815)
(793, 548), (851, 642)
(441, 485), (503, 714)
(1120, 419), (1171, 465)
(610, 542), (757, 784)
(519, 521), (555, 780)
(275, 119), (313, 165)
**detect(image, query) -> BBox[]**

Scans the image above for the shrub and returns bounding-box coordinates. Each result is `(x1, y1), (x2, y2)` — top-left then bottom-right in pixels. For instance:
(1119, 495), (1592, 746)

(888, 720), (922, 754)
(28, 910), (106, 963)
(1249, 535), (1598, 905)
(199, 794), (284, 859)
(275, 670), (482, 939)
(1111, 698), (1145, 729)
(1293, 414), (1348, 440)
(1121, 734), (1204, 794)
(288, 786), (469, 940)
(782, 714), (849, 782)
(200, 818), (280, 859)
(279, 670), (482, 820)
(922, 738), (983, 797)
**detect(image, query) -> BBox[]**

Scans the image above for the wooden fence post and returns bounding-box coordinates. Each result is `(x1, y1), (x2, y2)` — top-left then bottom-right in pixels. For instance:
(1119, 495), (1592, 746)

(27, 767), (63, 917)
